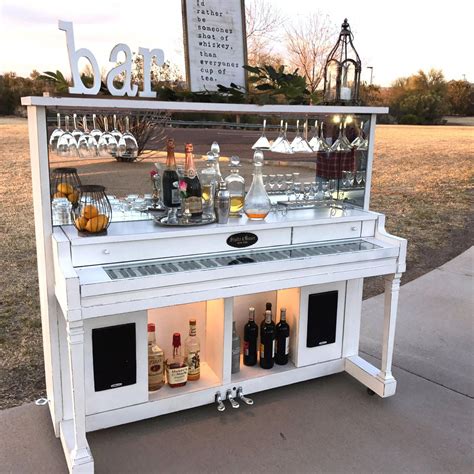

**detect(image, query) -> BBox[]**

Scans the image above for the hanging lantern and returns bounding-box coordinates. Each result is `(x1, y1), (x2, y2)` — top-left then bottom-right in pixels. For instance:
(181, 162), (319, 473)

(323, 19), (362, 105)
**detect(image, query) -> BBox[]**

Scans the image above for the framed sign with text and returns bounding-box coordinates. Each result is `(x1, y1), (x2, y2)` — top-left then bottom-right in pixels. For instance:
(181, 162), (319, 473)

(182, 0), (247, 92)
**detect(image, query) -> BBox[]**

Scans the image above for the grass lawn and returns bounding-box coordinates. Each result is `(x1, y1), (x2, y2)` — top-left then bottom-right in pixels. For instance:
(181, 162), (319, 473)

(0, 118), (472, 409)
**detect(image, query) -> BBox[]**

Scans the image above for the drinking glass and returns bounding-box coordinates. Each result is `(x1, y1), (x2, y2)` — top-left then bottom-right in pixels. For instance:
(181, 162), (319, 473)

(271, 122), (293, 154)
(291, 120), (313, 153)
(252, 119), (271, 150)
(321, 181), (329, 200)
(98, 117), (118, 158)
(303, 182), (311, 200)
(276, 174), (285, 193)
(346, 171), (355, 187)
(270, 120), (284, 151)
(356, 170), (365, 186)
(57, 115), (78, 157)
(117, 116), (139, 159)
(90, 114), (102, 144)
(72, 114), (83, 145)
(328, 179), (337, 201)
(111, 114), (123, 145)
(49, 113), (64, 153)
(293, 182), (302, 202)
(285, 179), (294, 202)
(331, 123), (352, 152)
(268, 174), (276, 193)
(77, 116), (98, 158)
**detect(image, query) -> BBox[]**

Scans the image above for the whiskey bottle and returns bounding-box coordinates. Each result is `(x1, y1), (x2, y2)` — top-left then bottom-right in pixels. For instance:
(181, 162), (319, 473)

(162, 138), (180, 208)
(260, 310), (275, 369)
(231, 321), (241, 374)
(243, 307), (258, 366)
(185, 319), (200, 381)
(184, 143), (203, 218)
(148, 323), (165, 391)
(225, 155), (245, 217)
(166, 333), (188, 388)
(275, 308), (290, 365)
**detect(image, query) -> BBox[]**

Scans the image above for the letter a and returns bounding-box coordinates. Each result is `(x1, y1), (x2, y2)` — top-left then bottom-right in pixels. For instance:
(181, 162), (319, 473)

(107, 44), (138, 97)
(58, 20), (101, 95)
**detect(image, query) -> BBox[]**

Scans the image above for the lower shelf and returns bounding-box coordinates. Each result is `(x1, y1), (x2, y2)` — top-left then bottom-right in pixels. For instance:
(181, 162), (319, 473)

(231, 357), (297, 384)
(148, 362), (221, 402)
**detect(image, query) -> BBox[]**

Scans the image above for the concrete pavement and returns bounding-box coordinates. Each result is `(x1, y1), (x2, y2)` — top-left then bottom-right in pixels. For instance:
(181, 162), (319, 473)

(1, 248), (473, 473)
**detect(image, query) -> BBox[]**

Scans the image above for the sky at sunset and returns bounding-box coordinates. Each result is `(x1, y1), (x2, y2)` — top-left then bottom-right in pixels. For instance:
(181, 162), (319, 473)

(0, 0), (472, 86)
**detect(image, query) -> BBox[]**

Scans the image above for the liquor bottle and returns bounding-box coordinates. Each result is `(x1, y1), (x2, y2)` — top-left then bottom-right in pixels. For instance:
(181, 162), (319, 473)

(200, 152), (218, 218)
(165, 333), (188, 388)
(243, 307), (258, 366)
(260, 310), (275, 369)
(231, 321), (241, 374)
(162, 139), (180, 208)
(147, 323), (164, 391)
(185, 319), (200, 381)
(244, 149), (271, 220)
(225, 155), (245, 217)
(210, 141), (223, 181)
(184, 143), (203, 218)
(275, 308), (290, 365)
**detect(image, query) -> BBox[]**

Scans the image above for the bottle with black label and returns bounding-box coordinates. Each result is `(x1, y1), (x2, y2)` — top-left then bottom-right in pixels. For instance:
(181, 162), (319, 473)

(275, 308), (290, 365)
(184, 143), (203, 218)
(162, 138), (180, 208)
(260, 309), (275, 369)
(243, 307), (258, 366)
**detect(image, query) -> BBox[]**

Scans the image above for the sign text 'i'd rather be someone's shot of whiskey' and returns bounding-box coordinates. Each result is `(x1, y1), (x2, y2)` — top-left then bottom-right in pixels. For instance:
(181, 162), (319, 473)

(182, 0), (247, 92)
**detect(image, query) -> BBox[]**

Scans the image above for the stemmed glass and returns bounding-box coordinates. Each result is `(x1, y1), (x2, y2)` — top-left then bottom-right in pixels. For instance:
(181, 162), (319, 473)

(49, 113), (64, 153)
(97, 117), (118, 158)
(252, 119), (271, 150)
(71, 114), (83, 145)
(303, 182), (311, 200)
(276, 174), (285, 194)
(77, 116), (98, 158)
(268, 174), (276, 194)
(90, 114), (102, 144)
(331, 123), (352, 152)
(118, 116), (139, 160)
(328, 179), (337, 201)
(111, 115), (123, 145)
(285, 174), (294, 202)
(290, 120), (303, 151)
(291, 120), (313, 153)
(345, 171), (355, 187)
(351, 121), (365, 148)
(270, 120), (284, 151)
(271, 122), (293, 154)
(57, 115), (78, 157)
(356, 170), (365, 187)
(293, 182), (302, 202)
(319, 122), (331, 152)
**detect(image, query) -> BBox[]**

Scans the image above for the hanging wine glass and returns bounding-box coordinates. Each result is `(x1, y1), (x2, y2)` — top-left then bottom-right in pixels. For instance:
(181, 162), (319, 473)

(351, 121), (365, 148)
(271, 122), (293, 154)
(49, 113), (64, 153)
(330, 123), (352, 152)
(341, 121), (352, 148)
(291, 120), (313, 153)
(117, 116), (139, 160)
(111, 114), (123, 144)
(71, 114), (83, 145)
(90, 114), (102, 144)
(252, 119), (271, 150)
(77, 116), (98, 158)
(97, 117), (118, 158)
(57, 115), (78, 157)
(310, 120), (331, 152)
(270, 120), (284, 152)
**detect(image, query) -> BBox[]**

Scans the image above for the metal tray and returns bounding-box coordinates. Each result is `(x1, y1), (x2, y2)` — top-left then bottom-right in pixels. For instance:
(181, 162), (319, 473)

(154, 215), (216, 227)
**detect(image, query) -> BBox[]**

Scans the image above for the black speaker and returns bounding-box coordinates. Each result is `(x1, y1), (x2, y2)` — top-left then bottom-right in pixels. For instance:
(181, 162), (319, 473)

(306, 291), (338, 347)
(92, 323), (137, 392)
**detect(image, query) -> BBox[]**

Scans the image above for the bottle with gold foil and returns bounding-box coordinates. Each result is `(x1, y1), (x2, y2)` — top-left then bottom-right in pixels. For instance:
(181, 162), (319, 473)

(184, 319), (200, 381)
(147, 323), (164, 391)
(225, 155), (245, 217)
(184, 143), (203, 218)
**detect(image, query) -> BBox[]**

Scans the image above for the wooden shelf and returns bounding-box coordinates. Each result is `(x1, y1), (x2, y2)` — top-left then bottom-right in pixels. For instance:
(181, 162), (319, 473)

(148, 363), (221, 402)
(231, 357), (297, 384)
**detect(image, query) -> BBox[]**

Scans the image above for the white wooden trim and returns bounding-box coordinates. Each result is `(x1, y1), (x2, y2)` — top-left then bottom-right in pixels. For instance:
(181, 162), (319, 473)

(21, 96), (389, 115)
(363, 113), (378, 210)
(342, 278), (363, 357)
(60, 419), (94, 473)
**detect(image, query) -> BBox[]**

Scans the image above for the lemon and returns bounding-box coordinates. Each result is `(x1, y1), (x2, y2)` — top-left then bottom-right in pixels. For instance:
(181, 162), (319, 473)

(85, 214), (109, 233)
(75, 216), (88, 231)
(81, 204), (99, 220)
(57, 183), (74, 195)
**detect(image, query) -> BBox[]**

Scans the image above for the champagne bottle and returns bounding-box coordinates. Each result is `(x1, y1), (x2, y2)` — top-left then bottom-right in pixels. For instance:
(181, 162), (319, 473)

(162, 139), (180, 208)
(243, 307), (258, 366)
(184, 143), (203, 218)
(275, 308), (290, 365)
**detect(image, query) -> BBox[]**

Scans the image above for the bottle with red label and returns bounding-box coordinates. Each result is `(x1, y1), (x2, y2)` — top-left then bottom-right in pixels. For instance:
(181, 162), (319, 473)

(166, 333), (188, 388)
(147, 323), (164, 391)
(243, 307), (258, 366)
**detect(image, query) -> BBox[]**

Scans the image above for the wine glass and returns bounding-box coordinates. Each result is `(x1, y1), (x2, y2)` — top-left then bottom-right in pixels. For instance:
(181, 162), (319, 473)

(351, 121), (365, 148)
(346, 171), (355, 187)
(57, 115), (78, 157)
(98, 117), (118, 158)
(331, 123), (352, 152)
(270, 120), (284, 151)
(111, 114), (123, 145)
(356, 170), (365, 186)
(77, 116), (98, 158)
(271, 122), (293, 154)
(117, 116), (139, 160)
(71, 114), (83, 145)
(90, 114), (102, 144)
(268, 174), (276, 194)
(291, 120), (313, 153)
(285, 177), (294, 202)
(293, 182), (302, 202)
(303, 182), (311, 200)
(252, 119), (271, 150)
(321, 181), (329, 200)
(328, 179), (337, 201)
(276, 174), (285, 194)
(49, 113), (64, 153)
(310, 181), (317, 201)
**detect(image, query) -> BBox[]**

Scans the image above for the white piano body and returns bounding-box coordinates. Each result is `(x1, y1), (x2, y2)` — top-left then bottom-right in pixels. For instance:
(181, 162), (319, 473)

(22, 97), (406, 473)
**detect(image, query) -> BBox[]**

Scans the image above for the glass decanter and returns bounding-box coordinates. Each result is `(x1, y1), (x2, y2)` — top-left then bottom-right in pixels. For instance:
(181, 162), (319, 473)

(210, 141), (222, 180)
(225, 155), (245, 217)
(244, 149), (271, 220)
(200, 151), (219, 218)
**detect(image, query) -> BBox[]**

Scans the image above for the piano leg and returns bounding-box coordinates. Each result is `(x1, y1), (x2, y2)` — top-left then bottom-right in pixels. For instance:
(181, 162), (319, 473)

(62, 319), (94, 473)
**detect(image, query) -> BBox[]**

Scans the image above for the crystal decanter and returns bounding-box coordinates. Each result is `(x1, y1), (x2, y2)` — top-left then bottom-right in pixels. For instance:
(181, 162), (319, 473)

(244, 150), (271, 220)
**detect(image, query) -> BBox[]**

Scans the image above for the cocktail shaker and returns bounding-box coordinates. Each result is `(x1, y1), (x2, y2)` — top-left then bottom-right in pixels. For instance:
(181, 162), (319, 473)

(215, 180), (230, 224)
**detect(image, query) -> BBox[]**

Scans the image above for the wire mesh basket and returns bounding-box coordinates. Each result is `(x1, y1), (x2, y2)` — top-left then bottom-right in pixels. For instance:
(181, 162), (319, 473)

(50, 167), (82, 207)
(72, 185), (112, 236)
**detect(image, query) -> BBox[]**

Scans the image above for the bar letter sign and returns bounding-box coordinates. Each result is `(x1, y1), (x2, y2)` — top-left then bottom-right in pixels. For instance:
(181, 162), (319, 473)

(182, 0), (247, 92)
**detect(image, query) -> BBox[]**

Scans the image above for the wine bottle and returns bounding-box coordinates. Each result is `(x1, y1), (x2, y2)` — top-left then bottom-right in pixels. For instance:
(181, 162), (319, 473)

(275, 308), (290, 365)
(184, 143), (203, 218)
(162, 139), (180, 208)
(243, 307), (258, 366)
(260, 310), (275, 369)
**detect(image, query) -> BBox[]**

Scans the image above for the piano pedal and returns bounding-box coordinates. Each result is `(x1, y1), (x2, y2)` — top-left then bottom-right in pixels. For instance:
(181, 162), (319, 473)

(226, 389), (240, 408)
(215, 391), (226, 412)
(237, 387), (254, 405)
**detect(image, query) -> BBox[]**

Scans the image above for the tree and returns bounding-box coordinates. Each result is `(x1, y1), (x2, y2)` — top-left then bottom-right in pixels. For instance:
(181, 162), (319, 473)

(447, 80), (474, 115)
(284, 13), (336, 96)
(245, 0), (285, 67)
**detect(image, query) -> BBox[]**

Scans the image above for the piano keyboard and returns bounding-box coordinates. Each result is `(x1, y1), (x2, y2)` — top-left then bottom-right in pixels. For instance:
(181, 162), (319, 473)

(103, 239), (380, 281)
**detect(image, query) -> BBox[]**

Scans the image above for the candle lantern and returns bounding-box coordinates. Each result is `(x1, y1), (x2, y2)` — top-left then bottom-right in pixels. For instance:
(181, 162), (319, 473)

(72, 185), (112, 236)
(323, 18), (362, 105)
(51, 167), (82, 207)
